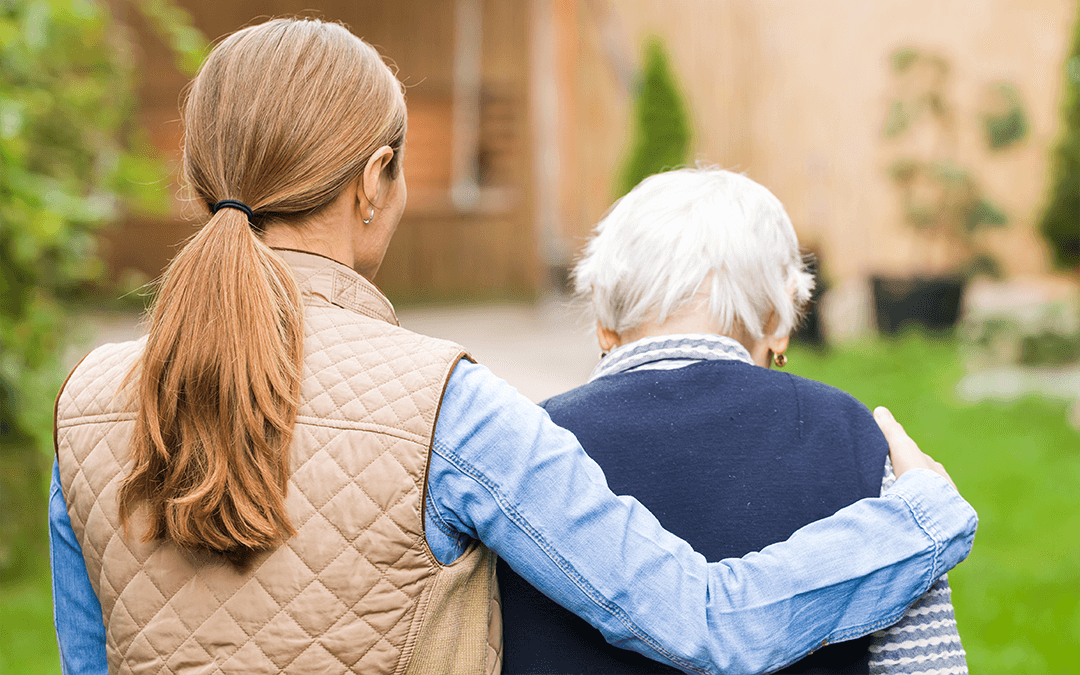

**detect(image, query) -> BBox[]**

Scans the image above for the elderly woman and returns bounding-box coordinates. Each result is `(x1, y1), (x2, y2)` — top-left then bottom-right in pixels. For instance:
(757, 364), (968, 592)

(499, 168), (968, 674)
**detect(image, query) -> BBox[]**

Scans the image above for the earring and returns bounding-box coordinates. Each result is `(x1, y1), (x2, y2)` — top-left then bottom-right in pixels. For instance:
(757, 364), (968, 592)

(773, 352), (788, 368)
(362, 208), (374, 224)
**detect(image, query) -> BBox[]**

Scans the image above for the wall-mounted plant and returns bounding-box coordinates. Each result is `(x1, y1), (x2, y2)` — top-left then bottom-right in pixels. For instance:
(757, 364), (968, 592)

(983, 82), (1029, 150)
(882, 47), (1027, 280)
(875, 48), (1029, 333)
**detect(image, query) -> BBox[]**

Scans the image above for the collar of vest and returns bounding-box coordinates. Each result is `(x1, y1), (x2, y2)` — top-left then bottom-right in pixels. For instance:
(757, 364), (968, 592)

(273, 248), (400, 327)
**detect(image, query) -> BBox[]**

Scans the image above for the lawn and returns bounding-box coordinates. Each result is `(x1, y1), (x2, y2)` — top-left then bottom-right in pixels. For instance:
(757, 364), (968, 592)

(788, 333), (1080, 674)
(2, 333), (1077, 673)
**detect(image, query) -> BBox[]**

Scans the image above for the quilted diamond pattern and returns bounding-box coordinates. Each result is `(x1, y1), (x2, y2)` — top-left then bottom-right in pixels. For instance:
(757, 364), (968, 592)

(56, 253), (501, 674)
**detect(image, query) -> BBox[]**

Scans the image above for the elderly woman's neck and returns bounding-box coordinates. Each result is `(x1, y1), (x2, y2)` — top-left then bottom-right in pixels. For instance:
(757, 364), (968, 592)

(599, 305), (788, 369)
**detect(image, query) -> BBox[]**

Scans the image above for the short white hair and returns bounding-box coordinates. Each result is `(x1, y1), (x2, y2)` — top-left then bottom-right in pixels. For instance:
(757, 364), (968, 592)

(574, 167), (814, 341)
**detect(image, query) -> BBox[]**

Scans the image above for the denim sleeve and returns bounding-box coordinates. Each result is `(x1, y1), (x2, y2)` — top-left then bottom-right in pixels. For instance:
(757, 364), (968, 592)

(870, 460), (969, 674)
(427, 360), (978, 675)
(49, 460), (108, 675)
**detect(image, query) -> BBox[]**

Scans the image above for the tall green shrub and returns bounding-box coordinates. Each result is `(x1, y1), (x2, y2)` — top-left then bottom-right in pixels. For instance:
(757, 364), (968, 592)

(1039, 17), (1080, 271)
(0, 0), (205, 576)
(617, 39), (691, 197)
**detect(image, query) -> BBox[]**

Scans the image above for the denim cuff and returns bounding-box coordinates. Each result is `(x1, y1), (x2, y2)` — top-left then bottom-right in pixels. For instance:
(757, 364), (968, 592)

(884, 469), (978, 581)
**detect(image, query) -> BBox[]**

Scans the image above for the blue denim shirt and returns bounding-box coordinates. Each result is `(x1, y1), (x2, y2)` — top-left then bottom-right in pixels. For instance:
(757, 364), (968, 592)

(51, 359), (976, 675)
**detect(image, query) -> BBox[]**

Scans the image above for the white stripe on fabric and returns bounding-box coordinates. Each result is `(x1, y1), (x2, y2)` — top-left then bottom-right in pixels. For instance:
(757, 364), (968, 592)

(872, 654), (968, 666)
(869, 635), (963, 652)
(877, 619), (958, 635)
(872, 666), (968, 675)
(590, 334), (753, 382)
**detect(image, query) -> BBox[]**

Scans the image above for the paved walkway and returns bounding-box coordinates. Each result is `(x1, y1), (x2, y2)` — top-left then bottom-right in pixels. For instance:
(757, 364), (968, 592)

(71, 296), (601, 404)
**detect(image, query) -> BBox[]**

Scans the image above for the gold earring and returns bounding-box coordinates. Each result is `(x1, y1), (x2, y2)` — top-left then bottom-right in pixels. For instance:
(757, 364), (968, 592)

(773, 352), (788, 368)
(362, 207), (374, 224)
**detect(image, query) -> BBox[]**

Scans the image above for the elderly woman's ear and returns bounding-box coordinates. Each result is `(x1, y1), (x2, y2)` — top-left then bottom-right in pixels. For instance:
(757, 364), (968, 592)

(744, 311), (791, 368)
(761, 334), (790, 369)
(597, 324), (621, 355)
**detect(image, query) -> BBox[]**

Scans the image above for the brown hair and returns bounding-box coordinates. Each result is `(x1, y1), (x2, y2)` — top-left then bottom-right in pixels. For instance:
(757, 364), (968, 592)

(119, 18), (406, 565)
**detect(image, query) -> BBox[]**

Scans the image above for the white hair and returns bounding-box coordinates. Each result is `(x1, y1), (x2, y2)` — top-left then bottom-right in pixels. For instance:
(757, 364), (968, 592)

(574, 167), (814, 341)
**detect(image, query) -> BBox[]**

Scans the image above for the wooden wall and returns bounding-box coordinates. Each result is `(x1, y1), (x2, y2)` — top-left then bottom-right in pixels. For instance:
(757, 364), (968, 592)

(550, 0), (1077, 286)
(105, 0), (539, 303)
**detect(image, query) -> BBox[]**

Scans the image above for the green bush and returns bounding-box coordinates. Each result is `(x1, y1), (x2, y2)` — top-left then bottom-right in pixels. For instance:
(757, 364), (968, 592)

(616, 38), (691, 198)
(0, 0), (204, 578)
(1039, 16), (1080, 271)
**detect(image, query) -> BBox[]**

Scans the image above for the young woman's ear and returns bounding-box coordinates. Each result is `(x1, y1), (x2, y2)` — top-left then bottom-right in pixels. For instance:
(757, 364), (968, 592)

(360, 145), (396, 209)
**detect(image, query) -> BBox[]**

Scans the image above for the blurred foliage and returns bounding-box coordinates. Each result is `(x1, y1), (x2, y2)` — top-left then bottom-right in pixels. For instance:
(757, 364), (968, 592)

(962, 294), (1080, 369)
(882, 47), (1024, 280)
(1039, 16), (1080, 272)
(616, 38), (690, 198)
(0, 0), (205, 578)
(983, 82), (1029, 150)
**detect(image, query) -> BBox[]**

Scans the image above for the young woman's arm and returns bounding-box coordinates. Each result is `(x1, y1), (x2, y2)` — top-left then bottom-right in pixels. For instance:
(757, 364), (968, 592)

(868, 459), (968, 674)
(49, 461), (107, 675)
(427, 360), (977, 675)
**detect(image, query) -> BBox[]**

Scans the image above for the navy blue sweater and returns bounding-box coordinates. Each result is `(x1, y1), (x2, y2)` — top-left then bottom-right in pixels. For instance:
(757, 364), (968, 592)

(498, 359), (889, 674)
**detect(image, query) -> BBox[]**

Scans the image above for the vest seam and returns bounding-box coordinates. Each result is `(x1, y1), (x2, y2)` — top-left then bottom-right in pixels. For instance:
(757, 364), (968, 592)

(293, 415), (426, 443)
(57, 412), (138, 429)
(54, 351), (92, 457)
(416, 351), (471, 570)
(59, 415), (432, 444)
(482, 555), (494, 675)
(397, 350), (470, 675)
(787, 372), (803, 440)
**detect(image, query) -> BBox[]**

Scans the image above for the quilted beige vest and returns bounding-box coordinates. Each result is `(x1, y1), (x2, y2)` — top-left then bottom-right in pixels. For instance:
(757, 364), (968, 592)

(55, 250), (502, 675)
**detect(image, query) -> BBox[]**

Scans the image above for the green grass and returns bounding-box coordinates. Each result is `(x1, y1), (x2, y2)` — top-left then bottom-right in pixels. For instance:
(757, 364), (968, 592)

(0, 560), (60, 675)
(2, 333), (1077, 673)
(789, 333), (1080, 674)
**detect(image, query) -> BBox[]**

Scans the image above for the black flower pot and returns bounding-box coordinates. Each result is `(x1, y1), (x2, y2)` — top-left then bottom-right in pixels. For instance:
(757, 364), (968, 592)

(871, 275), (966, 334)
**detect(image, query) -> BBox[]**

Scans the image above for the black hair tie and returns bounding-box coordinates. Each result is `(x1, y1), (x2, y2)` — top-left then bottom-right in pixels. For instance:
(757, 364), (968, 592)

(211, 199), (254, 219)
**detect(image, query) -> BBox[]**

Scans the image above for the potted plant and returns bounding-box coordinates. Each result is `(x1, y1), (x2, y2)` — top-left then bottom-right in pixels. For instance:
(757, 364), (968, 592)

(875, 48), (1026, 334)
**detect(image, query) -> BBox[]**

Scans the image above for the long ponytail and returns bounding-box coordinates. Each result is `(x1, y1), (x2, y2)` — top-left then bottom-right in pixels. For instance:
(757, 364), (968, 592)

(119, 18), (407, 564)
(120, 208), (303, 562)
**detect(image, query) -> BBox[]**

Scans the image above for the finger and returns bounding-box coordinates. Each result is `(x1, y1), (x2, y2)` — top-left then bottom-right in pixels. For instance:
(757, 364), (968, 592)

(933, 459), (958, 491)
(874, 406), (916, 453)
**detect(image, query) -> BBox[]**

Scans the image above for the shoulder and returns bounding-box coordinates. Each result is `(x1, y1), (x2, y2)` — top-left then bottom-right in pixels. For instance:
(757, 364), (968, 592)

(780, 370), (878, 428)
(303, 300), (467, 368)
(297, 304), (469, 429)
(543, 361), (884, 447)
(56, 338), (146, 423)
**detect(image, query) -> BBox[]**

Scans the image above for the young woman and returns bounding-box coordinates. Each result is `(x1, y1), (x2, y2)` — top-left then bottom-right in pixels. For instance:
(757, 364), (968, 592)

(51, 18), (975, 675)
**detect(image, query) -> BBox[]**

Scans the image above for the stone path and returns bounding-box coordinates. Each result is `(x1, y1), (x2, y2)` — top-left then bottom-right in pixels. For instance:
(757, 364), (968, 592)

(70, 296), (600, 404)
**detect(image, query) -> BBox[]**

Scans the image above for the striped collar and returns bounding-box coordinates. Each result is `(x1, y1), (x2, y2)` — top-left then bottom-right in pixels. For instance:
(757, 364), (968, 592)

(589, 333), (755, 383)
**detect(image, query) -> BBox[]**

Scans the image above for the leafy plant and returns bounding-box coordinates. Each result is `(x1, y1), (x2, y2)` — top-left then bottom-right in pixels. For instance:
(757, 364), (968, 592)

(0, 0), (206, 577)
(983, 82), (1029, 150)
(1039, 16), (1080, 272)
(617, 38), (691, 198)
(882, 48), (1026, 279)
